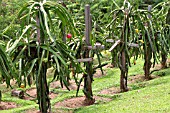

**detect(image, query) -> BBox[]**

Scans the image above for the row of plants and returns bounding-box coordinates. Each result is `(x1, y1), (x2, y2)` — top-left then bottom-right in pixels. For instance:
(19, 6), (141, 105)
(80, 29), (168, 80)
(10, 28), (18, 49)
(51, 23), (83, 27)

(0, 0), (170, 112)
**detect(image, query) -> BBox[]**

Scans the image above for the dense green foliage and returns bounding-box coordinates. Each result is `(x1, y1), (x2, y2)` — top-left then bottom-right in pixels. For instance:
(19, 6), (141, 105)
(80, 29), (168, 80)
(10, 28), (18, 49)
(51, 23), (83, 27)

(0, 0), (27, 38)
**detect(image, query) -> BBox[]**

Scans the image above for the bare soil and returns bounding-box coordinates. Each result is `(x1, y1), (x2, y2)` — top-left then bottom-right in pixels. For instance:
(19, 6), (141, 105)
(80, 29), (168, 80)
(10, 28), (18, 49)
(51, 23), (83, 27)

(99, 87), (121, 95)
(50, 80), (83, 90)
(55, 96), (112, 109)
(25, 109), (41, 113)
(151, 64), (162, 70)
(103, 63), (115, 68)
(93, 69), (106, 78)
(0, 102), (17, 110)
(128, 74), (160, 84)
(128, 74), (146, 84)
(151, 58), (170, 70)
(50, 68), (106, 90)
(99, 74), (159, 95)
(24, 88), (58, 100)
(26, 109), (72, 113)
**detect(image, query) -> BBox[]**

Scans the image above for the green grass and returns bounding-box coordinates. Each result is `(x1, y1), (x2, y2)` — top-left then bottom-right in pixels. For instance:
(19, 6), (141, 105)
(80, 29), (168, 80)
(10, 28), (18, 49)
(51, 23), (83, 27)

(93, 68), (120, 92)
(74, 70), (170, 113)
(73, 56), (170, 113)
(0, 56), (170, 113)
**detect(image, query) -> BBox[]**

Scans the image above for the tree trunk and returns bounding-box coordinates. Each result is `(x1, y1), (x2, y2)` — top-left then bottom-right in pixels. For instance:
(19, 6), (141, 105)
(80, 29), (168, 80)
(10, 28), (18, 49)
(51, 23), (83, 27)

(83, 73), (94, 103)
(36, 14), (50, 113)
(120, 50), (128, 92)
(161, 53), (167, 69)
(83, 49), (94, 104)
(161, 9), (170, 69)
(37, 63), (50, 113)
(143, 5), (152, 80)
(144, 43), (152, 80)
(83, 4), (94, 104)
(111, 51), (117, 67)
(119, 11), (128, 92)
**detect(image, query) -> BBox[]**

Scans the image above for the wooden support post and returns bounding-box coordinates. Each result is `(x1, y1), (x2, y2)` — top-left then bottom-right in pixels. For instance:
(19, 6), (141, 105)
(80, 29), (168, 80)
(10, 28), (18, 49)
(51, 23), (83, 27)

(76, 58), (93, 63)
(106, 39), (114, 43)
(109, 40), (121, 52)
(128, 43), (139, 48)
(83, 4), (94, 103)
(86, 42), (105, 50)
(85, 4), (91, 46)
(120, 8), (129, 92)
(144, 5), (152, 80)
(148, 5), (152, 19)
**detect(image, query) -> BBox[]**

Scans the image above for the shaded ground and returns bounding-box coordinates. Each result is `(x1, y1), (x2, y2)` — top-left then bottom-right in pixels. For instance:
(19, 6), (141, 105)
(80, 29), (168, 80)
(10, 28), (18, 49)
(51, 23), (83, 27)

(99, 74), (159, 95)
(93, 69), (106, 78)
(99, 87), (120, 95)
(26, 109), (72, 113)
(50, 80), (83, 90)
(128, 74), (146, 83)
(151, 58), (170, 70)
(24, 88), (58, 100)
(55, 96), (112, 109)
(93, 63), (115, 78)
(25, 109), (41, 113)
(0, 102), (17, 110)
(50, 68), (106, 91)
(128, 74), (159, 84)
(103, 63), (115, 68)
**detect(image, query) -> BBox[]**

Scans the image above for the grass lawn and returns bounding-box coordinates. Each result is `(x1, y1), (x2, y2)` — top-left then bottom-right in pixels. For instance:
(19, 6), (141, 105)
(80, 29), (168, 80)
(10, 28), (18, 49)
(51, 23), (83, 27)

(75, 69), (170, 113)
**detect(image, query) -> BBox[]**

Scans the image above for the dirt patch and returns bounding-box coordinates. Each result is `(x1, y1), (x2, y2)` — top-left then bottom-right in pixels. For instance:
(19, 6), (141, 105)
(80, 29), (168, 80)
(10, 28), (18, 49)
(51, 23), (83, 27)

(150, 58), (170, 70)
(0, 101), (17, 110)
(167, 58), (170, 63)
(50, 69), (106, 90)
(128, 75), (146, 84)
(55, 96), (112, 109)
(25, 109), (40, 113)
(93, 69), (106, 78)
(99, 87), (121, 95)
(24, 88), (58, 100)
(26, 108), (72, 113)
(128, 74), (159, 84)
(103, 63), (114, 68)
(151, 64), (162, 70)
(50, 80), (83, 90)
(54, 110), (73, 113)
